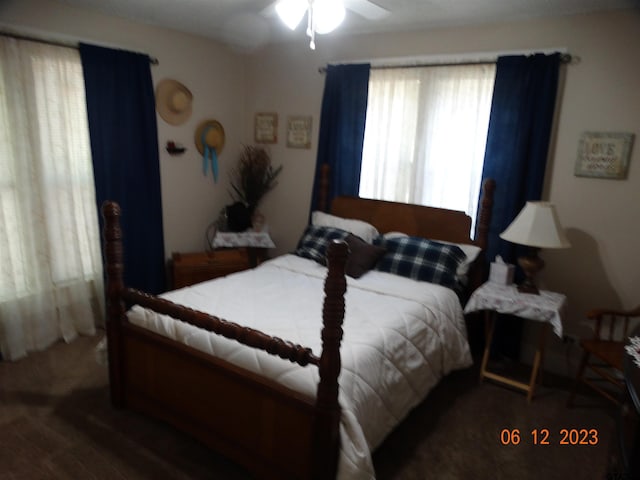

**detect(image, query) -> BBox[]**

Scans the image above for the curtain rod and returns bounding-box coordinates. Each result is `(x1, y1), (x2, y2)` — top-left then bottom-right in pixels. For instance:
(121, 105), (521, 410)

(0, 30), (159, 65)
(318, 53), (572, 73)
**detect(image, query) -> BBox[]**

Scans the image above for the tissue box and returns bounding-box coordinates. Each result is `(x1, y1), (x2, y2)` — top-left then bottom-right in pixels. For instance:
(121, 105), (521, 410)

(489, 262), (515, 285)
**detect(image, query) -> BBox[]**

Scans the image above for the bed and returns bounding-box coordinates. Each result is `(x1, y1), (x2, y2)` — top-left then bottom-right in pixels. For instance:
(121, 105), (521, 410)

(102, 174), (495, 479)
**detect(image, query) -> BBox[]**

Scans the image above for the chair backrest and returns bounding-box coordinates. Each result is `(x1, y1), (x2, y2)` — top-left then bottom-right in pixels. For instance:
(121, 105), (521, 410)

(588, 306), (640, 341)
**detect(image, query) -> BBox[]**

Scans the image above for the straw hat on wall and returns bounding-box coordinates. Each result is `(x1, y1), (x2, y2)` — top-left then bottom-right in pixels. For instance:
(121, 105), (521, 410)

(194, 119), (225, 155)
(195, 119), (226, 182)
(155, 79), (193, 125)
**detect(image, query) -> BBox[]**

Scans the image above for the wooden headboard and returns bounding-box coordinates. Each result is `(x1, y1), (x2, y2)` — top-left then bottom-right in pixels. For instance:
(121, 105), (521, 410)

(325, 177), (496, 299)
(317, 163), (495, 251)
(329, 179), (495, 251)
(332, 197), (472, 244)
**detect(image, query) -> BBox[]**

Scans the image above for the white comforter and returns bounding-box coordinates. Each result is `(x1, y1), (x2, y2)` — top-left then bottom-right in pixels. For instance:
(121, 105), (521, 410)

(127, 254), (472, 479)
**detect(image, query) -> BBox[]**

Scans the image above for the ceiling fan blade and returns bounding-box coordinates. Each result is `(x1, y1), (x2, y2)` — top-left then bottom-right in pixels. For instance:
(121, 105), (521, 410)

(343, 0), (390, 20)
(260, 1), (277, 18)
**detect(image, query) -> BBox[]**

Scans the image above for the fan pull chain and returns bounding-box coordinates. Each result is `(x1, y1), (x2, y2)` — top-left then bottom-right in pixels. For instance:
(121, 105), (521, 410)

(307, 0), (316, 49)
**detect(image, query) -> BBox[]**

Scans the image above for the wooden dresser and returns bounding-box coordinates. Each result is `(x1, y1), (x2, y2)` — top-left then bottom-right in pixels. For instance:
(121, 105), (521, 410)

(171, 248), (252, 289)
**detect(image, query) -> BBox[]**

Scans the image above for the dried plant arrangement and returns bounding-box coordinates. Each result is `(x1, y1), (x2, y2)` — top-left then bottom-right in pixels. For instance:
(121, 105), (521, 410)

(229, 145), (283, 214)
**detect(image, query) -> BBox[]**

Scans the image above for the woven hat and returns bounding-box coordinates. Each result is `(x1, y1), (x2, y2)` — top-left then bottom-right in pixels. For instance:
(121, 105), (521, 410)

(155, 79), (193, 125)
(194, 119), (225, 155)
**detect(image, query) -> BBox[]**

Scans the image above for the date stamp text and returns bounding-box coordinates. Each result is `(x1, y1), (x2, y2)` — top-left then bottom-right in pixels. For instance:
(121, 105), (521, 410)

(500, 428), (599, 446)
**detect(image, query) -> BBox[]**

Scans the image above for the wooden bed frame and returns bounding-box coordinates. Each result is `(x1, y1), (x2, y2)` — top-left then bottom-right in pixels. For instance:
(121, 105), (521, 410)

(102, 173), (495, 479)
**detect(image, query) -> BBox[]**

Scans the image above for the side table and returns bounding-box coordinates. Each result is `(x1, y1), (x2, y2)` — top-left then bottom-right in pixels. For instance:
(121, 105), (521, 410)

(464, 282), (567, 402)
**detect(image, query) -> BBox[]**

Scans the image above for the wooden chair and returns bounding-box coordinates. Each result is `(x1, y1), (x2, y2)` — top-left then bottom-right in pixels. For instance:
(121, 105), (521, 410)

(567, 306), (640, 407)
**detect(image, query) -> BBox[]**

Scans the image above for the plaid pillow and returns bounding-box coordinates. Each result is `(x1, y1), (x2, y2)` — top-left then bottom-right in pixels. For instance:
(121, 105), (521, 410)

(375, 236), (465, 289)
(294, 225), (349, 265)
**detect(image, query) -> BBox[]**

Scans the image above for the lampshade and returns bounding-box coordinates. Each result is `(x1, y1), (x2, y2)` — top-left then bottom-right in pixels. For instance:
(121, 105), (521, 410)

(500, 202), (571, 249)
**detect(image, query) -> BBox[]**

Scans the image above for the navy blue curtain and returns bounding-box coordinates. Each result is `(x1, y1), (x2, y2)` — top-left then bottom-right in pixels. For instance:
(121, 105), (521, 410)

(80, 43), (166, 294)
(311, 63), (370, 212)
(480, 53), (561, 358)
(481, 53), (561, 264)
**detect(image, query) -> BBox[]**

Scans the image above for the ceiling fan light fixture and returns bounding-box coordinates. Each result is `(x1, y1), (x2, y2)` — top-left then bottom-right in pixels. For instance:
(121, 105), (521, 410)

(275, 0), (348, 49)
(275, 0), (307, 30)
(313, 0), (346, 34)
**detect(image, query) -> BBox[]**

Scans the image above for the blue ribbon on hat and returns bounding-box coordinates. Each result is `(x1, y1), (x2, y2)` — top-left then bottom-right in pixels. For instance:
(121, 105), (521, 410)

(201, 125), (219, 182)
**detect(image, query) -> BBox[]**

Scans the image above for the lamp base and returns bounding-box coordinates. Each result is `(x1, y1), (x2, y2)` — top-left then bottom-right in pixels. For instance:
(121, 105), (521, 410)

(517, 281), (540, 295)
(517, 251), (544, 295)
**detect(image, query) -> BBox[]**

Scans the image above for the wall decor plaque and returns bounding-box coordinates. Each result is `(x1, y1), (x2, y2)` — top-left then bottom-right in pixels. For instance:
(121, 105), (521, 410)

(286, 115), (312, 149)
(575, 131), (634, 179)
(254, 112), (278, 144)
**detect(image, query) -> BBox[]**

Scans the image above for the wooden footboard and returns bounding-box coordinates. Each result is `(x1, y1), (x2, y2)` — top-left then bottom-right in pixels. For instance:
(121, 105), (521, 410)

(102, 202), (348, 479)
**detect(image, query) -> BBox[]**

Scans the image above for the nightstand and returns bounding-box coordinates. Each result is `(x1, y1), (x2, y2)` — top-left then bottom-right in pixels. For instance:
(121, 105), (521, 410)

(171, 248), (252, 289)
(464, 282), (567, 402)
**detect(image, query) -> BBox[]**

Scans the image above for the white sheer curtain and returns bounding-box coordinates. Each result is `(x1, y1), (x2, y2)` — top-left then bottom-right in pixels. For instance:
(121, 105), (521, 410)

(0, 37), (104, 361)
(359, 64), (496, 234)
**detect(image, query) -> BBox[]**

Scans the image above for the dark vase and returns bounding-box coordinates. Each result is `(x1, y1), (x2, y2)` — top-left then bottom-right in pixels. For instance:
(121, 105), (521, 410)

(226, 202), (252, 232)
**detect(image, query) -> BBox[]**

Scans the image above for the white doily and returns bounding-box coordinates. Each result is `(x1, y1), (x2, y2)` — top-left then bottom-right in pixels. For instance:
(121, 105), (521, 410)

(625, 336), (640, 368)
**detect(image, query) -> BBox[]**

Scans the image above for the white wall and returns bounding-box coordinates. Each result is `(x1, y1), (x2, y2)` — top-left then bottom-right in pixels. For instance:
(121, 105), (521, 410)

(3, 1), (639, 376)
(243, 10), (640, 375)
(0, 0), (248, 257)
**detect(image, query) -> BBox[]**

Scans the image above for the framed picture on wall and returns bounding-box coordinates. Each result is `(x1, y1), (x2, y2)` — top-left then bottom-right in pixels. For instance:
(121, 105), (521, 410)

(254, 112), (278, 144)
(575, 131), (635, 179)
(286, 115), (312, 149)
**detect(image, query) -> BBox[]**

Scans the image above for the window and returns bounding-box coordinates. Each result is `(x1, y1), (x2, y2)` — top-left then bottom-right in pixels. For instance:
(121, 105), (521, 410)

(359, 63), (496, 235)
(0, 38), (103, 360)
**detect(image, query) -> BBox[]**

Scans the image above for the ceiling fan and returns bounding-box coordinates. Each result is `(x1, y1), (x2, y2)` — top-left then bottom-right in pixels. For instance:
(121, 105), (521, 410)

(263, 0), (390, 49)
(342, 0), (391, 21)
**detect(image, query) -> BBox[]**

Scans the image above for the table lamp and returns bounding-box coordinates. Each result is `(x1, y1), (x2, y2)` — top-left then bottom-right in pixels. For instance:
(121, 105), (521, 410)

(499, 201), (571, 294)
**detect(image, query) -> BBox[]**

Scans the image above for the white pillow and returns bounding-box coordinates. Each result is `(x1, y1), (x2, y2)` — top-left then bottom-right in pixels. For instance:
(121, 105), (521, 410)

(382, 231), (408, 240)
(312, 211), (379, 244)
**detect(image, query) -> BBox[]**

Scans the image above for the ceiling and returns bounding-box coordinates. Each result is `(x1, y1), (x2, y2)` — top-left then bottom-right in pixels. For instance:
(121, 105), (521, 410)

(56, 0), (638, 52)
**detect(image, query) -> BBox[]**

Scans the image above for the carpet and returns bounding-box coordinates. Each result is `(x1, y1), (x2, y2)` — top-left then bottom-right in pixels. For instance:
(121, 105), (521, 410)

(0, 335), (621, 479)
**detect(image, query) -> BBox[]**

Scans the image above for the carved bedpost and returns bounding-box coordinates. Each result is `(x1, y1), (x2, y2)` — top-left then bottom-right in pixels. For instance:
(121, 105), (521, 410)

(102, 201), (126, 408)
(312, 240), (348, 480)
(475, 178), (496, 252)
(466, 178), (496, 293)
